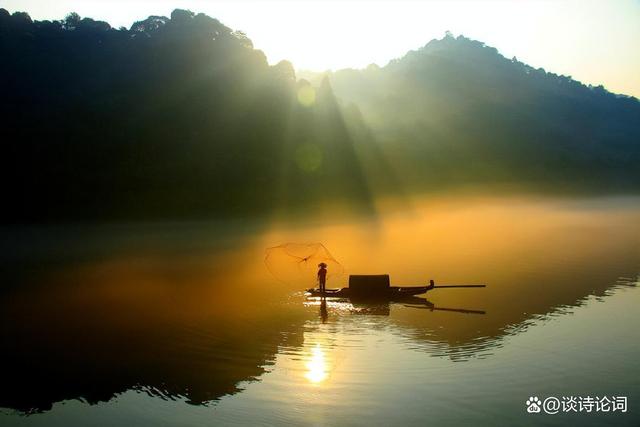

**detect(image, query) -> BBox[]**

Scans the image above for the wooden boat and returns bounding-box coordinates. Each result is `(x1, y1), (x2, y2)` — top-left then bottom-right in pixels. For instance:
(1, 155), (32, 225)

(306, 274), (485, 300)
(306, 286), (429, 298)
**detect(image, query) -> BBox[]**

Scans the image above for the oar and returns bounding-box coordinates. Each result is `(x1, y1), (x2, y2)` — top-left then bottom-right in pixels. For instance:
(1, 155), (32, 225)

(431, 284), (486, 289)
(430, 306), (486, 315)
(403, 302), (486, 315)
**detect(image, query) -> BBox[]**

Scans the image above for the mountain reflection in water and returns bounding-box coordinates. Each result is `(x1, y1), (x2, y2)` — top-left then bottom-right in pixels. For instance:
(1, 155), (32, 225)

(0, 196), (638, 417)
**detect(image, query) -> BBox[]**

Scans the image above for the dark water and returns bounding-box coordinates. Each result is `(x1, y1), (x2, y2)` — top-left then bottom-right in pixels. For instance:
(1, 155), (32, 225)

(1, 196), (639, 426)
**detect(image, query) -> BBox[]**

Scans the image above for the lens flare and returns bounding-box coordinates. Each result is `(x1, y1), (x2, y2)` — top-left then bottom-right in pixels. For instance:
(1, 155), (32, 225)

(294, 143), (323, 172)
(297, 85), (316, 107)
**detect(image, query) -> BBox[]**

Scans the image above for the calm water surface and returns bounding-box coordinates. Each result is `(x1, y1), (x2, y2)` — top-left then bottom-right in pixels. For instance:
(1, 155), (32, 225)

(1, 196), (639, 426)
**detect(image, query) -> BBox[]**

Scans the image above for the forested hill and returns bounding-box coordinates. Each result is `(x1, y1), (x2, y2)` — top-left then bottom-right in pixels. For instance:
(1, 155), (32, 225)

(0, 9), (374, 221)
(310, 34), (640, 192)
(1, 10), (639, 223)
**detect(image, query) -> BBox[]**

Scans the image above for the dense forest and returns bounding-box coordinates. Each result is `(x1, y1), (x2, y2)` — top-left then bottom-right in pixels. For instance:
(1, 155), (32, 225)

(1, 9), (639, 222)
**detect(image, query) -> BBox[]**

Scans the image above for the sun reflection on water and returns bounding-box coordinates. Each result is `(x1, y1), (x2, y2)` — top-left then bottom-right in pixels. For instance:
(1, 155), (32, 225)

(305, 344), (328, 384)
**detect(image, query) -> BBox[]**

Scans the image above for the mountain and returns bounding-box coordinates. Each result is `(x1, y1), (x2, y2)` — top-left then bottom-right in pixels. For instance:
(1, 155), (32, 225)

(309, 34), (640, 192)
(1, 10), (638, 222)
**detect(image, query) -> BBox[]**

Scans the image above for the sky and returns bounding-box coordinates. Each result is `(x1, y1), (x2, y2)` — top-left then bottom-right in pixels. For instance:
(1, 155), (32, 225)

(2, 0), (639, 97)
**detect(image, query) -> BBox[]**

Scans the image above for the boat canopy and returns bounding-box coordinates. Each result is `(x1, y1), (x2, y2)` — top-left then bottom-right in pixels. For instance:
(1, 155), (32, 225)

(349, 275), (390, 294)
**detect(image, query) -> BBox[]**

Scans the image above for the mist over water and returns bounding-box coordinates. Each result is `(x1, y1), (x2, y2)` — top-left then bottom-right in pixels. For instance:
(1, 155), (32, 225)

(1, 195), (638, 425)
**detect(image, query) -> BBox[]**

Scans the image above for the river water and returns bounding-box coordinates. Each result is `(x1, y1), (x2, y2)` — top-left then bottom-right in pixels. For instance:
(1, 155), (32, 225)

(1, 196), (638, 426)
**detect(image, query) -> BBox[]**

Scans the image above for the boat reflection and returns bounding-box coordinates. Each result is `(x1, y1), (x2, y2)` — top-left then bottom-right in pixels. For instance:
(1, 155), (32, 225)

(403, 300), (486, 315)
(310, 296), (486, 319)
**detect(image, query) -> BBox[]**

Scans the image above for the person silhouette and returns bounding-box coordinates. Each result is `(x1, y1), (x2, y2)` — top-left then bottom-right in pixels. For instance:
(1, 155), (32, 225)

(317, 263), (328, 293)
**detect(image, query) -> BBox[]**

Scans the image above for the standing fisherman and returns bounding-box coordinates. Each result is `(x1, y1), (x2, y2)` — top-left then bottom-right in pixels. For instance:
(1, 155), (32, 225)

(317, 263), (328, 293)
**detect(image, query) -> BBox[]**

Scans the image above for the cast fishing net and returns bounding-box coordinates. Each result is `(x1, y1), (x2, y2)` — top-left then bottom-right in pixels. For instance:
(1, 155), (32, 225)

(264, 243), (345, 286)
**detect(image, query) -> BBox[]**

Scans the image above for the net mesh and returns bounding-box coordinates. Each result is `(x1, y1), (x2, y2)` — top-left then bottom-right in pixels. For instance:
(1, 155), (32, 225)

(264, 243), (344, 287)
